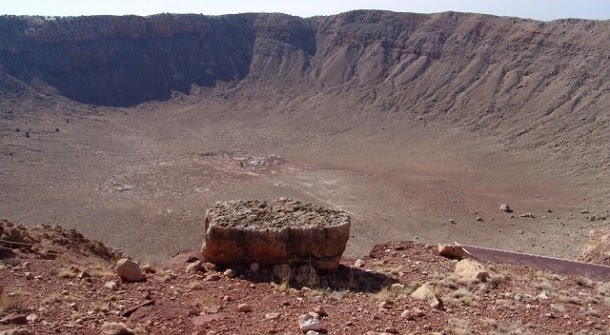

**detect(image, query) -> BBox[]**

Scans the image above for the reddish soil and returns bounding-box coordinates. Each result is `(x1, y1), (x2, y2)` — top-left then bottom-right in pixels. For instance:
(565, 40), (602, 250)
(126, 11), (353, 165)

(2, 222), (610, 334)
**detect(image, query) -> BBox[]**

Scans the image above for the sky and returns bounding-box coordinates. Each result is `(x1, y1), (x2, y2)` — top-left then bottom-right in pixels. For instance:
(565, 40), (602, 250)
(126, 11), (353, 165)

(1, 0), (610, 21)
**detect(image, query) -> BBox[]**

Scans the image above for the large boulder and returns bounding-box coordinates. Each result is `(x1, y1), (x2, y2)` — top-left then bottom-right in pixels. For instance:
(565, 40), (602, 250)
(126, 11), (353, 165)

(201, 199), (350, 271)
(115, 258), (143, 282)
(580, 229), (610, 265)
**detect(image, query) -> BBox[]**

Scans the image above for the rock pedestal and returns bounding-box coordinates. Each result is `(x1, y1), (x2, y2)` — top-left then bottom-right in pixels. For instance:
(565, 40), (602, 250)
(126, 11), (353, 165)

(201, 199), (350, 271)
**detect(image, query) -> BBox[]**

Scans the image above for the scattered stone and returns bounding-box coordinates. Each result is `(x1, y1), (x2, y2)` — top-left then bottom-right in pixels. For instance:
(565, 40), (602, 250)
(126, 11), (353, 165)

(520, 213), (535, 218)
(101, 321), (134, 335)
(353, 259), (365, 268)
(448, 219), (456, 224)
(249, 263), (260, 272)
(273, 264), (291, 280)
(518, 230), (524, 234)
(305, 331), (321, 335)
(438, 244), (466, 259)
(500, 204), (512, 213)
(455, 259), (489, 281)
(237, 303), (252, 313)
(410, 284), (441, 309)
(24, 272), (33, 280)
(115, 258), (143, 282)
(104, 281), (119, 290)
(476, 217), (484, 222)
(201, 199), (351, 271)
(186, 260), (204, 274)
(298, 312), (325, 333)
(384, 327), (399, 334)
(537, 292), (549, 300)
(224, 269), (236, 278)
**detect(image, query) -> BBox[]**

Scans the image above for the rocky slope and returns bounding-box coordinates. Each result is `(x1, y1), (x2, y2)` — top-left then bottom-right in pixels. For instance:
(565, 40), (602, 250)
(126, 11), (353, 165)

(4, 220), (610, 335)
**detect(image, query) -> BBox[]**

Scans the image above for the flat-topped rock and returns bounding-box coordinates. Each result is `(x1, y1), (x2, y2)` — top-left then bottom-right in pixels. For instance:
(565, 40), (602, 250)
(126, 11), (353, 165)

(201, 198), (350, 271)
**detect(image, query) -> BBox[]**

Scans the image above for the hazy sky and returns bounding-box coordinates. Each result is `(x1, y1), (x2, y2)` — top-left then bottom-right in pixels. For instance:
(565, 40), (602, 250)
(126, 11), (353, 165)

(1, 0), (610, 21)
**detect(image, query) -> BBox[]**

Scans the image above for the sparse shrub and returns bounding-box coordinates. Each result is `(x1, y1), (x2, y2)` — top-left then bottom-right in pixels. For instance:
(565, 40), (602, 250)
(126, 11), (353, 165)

(372, 286), (393, 302)
(443, 288), (478, 307)
(1, 227), (32, 248)
(575, 276), (594, 288)
(550, 303), (566, 314)
(447, 318), (471, 335)
(0, 289), (31, 313)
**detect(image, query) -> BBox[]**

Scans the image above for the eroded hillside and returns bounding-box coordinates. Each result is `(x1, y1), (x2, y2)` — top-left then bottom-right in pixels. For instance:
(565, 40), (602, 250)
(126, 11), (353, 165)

(0, 11), (609, 261)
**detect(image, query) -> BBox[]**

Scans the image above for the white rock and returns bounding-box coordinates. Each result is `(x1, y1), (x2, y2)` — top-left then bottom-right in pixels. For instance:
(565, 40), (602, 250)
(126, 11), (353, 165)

(265, 312), (280, 320)
(115, 258), (143, 282)
(410, 284), (441, 309)
(353, 259), (365, 268)
(185, 260), (203, 274)
(455, 259), (489, 281)
(104, 281), (119, 290)
(298, 312), (325, 333)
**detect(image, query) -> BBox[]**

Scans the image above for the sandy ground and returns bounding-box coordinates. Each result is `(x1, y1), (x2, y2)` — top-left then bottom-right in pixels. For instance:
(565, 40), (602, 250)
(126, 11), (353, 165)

(0, 91), (606, 263)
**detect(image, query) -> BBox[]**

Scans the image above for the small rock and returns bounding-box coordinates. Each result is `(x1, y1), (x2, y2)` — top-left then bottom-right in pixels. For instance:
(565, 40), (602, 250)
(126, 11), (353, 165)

(305, 331), (321, 335)
(312, 306), (327, 317)
(77, 271), (90, 279)
(237, 303), (252, 313)
(24, 272), (33, 280)
(104, 281), (119, 290)
(354, 259), (365, 268)
(115, 258), (143, 282)
(476, 217), (484, 222)
(438, 244), (465, 259)
(384, 327), (399, 334)
(520, 213), (535, 218)
(537, 292), (549, 300)
(205, 274), (221, 281)
(298, 312), (325, 333)
(101, 321), (134, 335)
(448, 219), (456, 224)
(141, 264), (156, 274)
(379, 301), (392, 310)
(500, 204), (512, 213)
(249, 263), (260, 272)
(265, 312), (280, 320)
(224, 269), (236, 278)
(185, 260), (204, 274)
(410, 284), (441, 309)
(455, 259), (489, 281)
(272, 264), (291, 280)
(518, 230), (524, 234)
